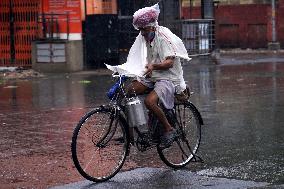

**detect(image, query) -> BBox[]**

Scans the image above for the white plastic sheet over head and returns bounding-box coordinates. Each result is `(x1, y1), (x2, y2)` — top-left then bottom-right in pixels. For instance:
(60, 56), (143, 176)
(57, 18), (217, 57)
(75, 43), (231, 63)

(132, 3), (160, 30)
(106, 4), (191, 78)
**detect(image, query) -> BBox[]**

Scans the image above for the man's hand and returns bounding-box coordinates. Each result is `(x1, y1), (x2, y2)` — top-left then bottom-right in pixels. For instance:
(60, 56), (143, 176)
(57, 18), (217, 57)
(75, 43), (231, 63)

(144, 63), (154, 78)
(143, 57), (175, 77)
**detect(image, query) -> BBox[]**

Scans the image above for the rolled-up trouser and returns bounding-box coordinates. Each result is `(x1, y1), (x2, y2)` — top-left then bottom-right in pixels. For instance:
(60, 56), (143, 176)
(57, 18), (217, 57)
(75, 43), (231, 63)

(137, 77), (175, 109)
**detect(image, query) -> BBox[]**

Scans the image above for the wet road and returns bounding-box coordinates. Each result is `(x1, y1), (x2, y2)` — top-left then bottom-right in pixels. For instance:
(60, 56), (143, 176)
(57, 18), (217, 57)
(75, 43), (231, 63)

(0, 58), (283, 188)
(50, 168), (268, 189)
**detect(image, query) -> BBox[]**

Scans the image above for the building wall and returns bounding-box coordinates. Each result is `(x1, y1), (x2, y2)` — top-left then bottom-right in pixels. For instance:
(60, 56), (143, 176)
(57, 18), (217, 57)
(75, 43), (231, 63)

(42, 0), (82, 40)
(182, 1), (283, 49)
(215, 4), (269, 48)
(86, 0), (117, 15)
(182, 0), (270, 6)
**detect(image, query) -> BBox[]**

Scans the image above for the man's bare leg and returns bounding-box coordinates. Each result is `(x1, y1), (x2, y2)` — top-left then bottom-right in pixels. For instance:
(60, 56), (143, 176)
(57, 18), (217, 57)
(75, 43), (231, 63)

(127, 80), (149, 96)
(144, 91), (173, 133)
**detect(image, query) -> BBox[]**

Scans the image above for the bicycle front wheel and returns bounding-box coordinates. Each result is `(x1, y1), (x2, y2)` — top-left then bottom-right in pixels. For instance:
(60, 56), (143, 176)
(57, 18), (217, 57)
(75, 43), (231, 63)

(71, 106), (129, 182)
(158, 102), (202, 168)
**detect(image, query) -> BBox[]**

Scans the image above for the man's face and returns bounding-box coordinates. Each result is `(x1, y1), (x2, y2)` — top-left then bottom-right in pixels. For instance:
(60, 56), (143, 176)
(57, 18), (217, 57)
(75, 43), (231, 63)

(139, 26), (155, 42)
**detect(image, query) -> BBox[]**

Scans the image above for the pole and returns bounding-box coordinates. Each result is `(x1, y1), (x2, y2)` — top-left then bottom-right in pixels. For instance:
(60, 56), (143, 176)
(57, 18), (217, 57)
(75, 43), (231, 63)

(83, 0), (87, 68)
(268, 0), (280, 50)
(190, 0), (192, 19)
(271, 0), (277, 42)
(9, 0), (15, 64)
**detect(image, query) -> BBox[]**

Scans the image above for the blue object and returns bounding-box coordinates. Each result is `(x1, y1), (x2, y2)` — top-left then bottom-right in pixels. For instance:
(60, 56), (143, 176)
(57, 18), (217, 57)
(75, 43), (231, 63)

(107, 75), (127, 99)
(107, 81), (120, 99)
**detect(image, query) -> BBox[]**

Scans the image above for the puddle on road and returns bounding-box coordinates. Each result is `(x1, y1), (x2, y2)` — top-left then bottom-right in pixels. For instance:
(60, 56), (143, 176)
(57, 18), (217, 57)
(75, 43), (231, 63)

(0, 75), (112, 111)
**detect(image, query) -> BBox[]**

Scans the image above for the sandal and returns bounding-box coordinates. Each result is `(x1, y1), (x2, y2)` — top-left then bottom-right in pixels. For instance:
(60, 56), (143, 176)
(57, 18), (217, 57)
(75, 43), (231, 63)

(159, 129), (178, 149)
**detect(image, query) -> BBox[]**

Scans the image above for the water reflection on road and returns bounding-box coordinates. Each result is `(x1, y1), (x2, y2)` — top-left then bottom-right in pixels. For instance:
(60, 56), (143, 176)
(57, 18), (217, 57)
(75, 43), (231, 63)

(0, 61), (283, 186)
(185, 62), (284, 184)
(0, 74), (112, 111)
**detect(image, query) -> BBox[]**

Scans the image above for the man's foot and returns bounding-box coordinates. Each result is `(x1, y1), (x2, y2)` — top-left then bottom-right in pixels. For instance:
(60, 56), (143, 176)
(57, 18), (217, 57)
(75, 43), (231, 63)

(159, 129), (177, 149)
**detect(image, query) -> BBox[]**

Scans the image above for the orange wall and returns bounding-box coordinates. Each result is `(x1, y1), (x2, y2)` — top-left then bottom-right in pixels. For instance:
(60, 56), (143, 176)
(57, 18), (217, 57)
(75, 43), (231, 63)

(86, 0), (117, 15)
(42, 0), (82, 33)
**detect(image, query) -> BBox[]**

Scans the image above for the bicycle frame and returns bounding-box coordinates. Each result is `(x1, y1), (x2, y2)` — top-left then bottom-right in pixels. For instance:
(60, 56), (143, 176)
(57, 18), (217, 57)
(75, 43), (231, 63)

(106, 75), (161, 147)
(71, 75), (205, 183)
(106, 74), (204, 152)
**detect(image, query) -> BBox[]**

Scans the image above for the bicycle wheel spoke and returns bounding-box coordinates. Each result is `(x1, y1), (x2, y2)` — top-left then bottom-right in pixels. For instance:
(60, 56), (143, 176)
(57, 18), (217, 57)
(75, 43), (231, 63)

(96, 114), (117, 145)
(99, 118), (120, 147)
(71, 108), (129, 182)
(176, 140), (189, 159)
(158, 103), (202, 168)
(84, 148), (100, 172)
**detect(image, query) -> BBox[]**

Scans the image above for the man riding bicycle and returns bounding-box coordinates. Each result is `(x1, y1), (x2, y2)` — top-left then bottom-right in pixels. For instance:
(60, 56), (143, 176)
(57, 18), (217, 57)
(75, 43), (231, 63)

(127, 4), (192, 149)
(72, 5), (203, 181)
(107, 4), (191, 149)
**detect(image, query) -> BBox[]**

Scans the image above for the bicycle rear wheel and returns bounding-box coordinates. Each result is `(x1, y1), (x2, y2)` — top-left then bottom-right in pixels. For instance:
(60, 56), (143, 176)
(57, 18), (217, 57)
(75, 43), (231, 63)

(158, 102), (202, 168)
(71, 106), (129, 182)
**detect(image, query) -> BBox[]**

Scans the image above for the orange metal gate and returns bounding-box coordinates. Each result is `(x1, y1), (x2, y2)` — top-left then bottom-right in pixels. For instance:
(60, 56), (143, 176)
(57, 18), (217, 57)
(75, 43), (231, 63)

(0, 0), (40, 67)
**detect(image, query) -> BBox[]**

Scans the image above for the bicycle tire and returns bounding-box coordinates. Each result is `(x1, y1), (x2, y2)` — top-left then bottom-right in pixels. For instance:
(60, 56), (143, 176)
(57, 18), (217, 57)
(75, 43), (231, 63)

(157, 102), (202, 168)
(71, 106), (129, 182)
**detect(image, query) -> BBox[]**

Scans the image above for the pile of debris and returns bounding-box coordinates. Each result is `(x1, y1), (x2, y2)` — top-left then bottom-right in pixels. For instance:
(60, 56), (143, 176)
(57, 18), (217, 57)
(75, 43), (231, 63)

(0, 67), (44, 79)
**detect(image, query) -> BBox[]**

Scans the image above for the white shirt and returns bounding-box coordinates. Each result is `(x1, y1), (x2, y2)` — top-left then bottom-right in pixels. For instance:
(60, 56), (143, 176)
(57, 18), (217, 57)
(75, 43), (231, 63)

(146, 32), (185, 93)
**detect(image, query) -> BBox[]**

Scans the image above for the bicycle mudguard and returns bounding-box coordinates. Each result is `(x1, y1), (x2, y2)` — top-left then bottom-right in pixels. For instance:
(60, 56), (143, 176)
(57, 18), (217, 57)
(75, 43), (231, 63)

(187, 101), (204, 125)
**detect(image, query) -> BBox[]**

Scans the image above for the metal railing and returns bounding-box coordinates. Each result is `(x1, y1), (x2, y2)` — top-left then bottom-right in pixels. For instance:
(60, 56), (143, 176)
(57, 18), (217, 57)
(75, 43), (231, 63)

(168, 19), (215, 56)
(37, 13), (70, 40)
(183, 19), (215, 56)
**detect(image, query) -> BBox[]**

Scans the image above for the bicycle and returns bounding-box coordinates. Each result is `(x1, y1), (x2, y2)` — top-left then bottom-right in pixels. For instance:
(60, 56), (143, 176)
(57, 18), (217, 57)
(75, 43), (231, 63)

(71, 74), (204, 182)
